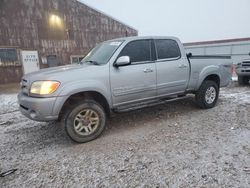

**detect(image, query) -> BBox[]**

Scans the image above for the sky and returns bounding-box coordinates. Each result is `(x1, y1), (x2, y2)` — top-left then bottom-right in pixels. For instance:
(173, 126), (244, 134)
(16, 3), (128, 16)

(80, 0), (250, 43)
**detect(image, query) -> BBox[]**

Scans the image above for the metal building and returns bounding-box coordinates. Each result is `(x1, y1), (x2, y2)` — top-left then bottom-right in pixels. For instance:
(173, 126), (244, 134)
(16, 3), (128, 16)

(0, 0), (137, 84)
(184, 38), (250, 65)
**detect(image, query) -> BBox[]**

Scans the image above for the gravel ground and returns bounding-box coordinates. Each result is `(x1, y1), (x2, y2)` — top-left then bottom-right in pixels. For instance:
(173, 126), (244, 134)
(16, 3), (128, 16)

(0, 84), (250, 187)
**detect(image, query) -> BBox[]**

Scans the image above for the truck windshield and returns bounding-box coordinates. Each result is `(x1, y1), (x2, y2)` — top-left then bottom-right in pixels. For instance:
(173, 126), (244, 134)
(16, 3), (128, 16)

(81, 40), (124, 65)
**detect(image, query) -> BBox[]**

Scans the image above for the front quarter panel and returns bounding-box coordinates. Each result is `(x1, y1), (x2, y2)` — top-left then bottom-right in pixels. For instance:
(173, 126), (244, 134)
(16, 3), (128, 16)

(52, 80), (112, 115)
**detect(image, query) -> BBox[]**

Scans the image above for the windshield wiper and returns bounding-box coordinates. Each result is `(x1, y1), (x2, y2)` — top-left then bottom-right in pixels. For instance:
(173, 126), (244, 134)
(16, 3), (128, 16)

(85, 60), (100, 65)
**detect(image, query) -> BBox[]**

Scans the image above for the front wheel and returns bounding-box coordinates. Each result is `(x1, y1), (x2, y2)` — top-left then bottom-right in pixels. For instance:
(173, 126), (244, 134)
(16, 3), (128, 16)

(63, 100), (106, 143)
(195, 80), (219, 109)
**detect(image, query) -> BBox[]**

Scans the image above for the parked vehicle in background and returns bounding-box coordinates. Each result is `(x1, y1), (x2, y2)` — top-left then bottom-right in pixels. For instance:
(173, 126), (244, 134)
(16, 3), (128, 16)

(236, 59), (250, 85)
(18, 36), (233, 143)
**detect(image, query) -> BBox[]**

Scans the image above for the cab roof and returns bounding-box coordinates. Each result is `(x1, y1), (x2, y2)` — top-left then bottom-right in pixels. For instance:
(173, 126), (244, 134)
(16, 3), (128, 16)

(107, 36), (180, 42)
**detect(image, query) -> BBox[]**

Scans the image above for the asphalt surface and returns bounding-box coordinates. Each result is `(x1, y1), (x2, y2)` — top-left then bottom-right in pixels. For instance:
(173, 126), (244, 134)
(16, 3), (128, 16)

(0, 84), (250, 187)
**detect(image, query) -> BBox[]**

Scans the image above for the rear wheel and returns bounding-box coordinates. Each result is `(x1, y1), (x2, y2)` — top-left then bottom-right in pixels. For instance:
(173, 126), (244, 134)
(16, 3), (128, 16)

(238, 76), (249, 85)
(63, 100), (106, 143)
(195, 80), (219, 109)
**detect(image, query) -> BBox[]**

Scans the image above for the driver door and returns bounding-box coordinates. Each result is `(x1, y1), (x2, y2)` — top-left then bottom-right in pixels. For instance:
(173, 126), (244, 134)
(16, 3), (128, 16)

(110, 40), (157, 107)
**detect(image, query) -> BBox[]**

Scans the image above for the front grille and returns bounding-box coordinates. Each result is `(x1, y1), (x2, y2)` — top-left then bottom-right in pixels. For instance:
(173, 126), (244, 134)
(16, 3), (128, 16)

(242, 70), (250, 72)
(242, 61), (250, 67)
(21, 79), (29, 95)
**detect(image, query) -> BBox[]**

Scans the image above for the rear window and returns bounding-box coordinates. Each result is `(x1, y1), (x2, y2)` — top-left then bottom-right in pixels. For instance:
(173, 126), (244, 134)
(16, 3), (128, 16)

(155, 39), (181, 59)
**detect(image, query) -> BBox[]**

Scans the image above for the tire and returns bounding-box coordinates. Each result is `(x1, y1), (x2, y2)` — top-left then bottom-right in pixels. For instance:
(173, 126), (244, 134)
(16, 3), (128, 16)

(195, 80), (219, 109)
(63, 100), (106, 143)
(238, 76), (249, 85)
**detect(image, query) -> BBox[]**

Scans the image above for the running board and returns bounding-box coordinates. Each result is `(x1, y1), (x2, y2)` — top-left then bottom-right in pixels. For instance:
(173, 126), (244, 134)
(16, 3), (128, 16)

(113, 96), (189, 113)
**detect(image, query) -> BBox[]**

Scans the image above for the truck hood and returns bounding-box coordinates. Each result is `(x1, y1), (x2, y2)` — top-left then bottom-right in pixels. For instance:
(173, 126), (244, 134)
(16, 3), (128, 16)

(23, 63), (107, 84)
(25, 64), (85, 77)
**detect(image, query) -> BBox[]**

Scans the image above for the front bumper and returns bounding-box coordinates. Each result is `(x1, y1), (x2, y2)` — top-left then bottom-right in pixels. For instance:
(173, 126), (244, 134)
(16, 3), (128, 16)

(18, 92), (60, 122)
(236, 67), (250, 76)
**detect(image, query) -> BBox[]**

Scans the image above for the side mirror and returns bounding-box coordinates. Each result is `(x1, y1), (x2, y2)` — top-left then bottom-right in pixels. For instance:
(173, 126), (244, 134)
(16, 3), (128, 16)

(114, 56), (131, 67)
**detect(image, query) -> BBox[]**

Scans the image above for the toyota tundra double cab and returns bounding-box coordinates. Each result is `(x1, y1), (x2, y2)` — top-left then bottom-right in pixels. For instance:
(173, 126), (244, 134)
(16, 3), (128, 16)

(18, 36), (232, 143)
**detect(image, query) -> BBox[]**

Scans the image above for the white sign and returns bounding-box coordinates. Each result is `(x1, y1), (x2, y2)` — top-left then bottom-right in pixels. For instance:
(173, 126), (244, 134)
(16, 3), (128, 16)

(21, 50), (40, 74)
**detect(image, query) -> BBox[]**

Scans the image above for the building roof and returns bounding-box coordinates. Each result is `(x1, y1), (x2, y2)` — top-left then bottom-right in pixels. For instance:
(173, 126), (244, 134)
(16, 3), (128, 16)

(76, 0), (137, 32)
(184, 37), (250, 46)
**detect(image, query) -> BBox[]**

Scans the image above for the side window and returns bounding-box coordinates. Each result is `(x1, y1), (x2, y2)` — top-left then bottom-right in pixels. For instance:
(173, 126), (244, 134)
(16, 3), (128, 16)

(155, 39), (181, 59)
(119, 40), (151, 63)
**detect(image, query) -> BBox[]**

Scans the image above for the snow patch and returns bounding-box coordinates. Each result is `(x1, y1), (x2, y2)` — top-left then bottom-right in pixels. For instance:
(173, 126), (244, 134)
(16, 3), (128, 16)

(220, 90), (250, 105)
(0, 93), (18, 114)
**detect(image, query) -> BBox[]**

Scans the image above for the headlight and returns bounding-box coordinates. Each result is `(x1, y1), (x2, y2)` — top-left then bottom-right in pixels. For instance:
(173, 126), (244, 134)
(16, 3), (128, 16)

(30, 81), (60, 95)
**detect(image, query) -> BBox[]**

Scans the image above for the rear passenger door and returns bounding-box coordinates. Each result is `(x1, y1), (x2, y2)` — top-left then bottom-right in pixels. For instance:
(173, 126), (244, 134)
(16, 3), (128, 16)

(155, 39), (189, 96)
(110, 40), (157, 106)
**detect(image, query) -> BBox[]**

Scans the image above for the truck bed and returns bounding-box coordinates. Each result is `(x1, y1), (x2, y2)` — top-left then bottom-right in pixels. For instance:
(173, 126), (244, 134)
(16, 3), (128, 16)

(187, 55), (232, 91)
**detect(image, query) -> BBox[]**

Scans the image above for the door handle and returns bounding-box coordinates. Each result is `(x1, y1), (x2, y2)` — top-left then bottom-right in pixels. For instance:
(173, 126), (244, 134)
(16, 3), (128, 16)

(143, 68), (153, 73)
(178, 64), (188, 68)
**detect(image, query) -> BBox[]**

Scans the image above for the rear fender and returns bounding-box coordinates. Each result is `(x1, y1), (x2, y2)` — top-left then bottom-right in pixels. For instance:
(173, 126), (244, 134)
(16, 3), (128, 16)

(196, 65), (221, 89)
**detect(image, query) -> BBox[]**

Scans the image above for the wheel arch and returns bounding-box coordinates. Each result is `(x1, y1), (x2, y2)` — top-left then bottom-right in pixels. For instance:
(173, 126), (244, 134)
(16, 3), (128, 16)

(197, 73), (221, 90)
(203, 74), (220, 87)
(58, 91), (111, 120)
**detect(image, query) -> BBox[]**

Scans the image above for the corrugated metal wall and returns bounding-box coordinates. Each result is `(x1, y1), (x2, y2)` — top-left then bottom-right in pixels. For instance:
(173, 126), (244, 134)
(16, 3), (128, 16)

(0, 0), (137, 84)
(185, 41), (250, 65)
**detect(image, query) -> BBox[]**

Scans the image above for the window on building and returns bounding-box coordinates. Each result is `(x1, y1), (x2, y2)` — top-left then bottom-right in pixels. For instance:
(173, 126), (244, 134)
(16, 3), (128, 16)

(119, 40), (152, 63)
(0, 48), (20, 66)
(47, 55), (58, 67)
(155, 39), (181, 59)
(71, 55), (85, 64)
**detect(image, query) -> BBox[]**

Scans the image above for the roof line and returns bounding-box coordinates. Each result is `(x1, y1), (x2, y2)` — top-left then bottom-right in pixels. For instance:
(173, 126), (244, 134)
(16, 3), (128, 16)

(184, 37), (250, 46)
(76, 0), (138, 32)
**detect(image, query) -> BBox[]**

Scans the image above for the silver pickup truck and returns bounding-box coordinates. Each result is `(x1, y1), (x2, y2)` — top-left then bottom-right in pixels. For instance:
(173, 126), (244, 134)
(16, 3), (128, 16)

(18, 36), (232, 143)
